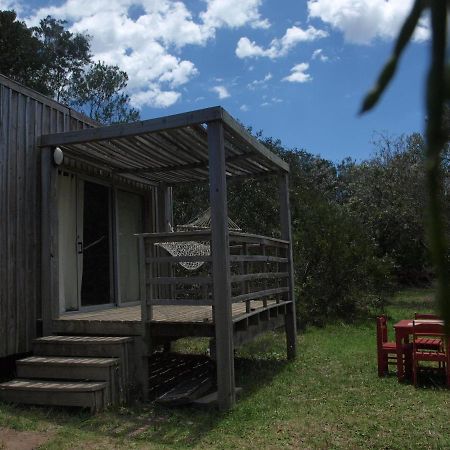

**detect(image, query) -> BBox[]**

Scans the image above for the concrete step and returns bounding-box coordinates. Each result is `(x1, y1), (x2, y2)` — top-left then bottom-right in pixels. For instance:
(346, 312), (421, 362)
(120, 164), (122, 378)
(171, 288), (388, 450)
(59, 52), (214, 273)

(16, 356), (123, 405)
(0, 379), (108, 412)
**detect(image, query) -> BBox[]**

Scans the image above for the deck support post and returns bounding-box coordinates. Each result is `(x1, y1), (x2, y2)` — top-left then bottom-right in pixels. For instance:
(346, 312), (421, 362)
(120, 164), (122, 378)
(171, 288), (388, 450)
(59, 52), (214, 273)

(157, 183), (173, 232)
(41, 146), (59, 337)
(157, 183), (173, 299)
(138, 235), (151, 400)
(279, 173), (297, 360)
(207, 120), (235, 410)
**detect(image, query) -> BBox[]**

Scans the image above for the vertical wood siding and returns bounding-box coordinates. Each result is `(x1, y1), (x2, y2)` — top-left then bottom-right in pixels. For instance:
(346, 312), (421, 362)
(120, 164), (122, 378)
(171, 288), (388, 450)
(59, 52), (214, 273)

(0, 76), (95, 357)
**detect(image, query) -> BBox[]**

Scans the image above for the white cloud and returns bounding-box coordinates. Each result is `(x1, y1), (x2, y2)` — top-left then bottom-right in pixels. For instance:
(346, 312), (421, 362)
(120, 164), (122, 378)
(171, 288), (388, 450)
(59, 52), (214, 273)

(131, 88), (181, 109)
(236, 37), (267, 58)
(248, 72), (272, 89)
(236, 25), (328, 59)
(307, 0), (429, 44)
(20, 0), (268, 109)
(211, 85), (230, 99)
(0, 0), (21, 11)
(201, 0), (270, 31)
(240, 104), (249, 111)
(312, 48), (328, 61)
(283, 63), (312, 83)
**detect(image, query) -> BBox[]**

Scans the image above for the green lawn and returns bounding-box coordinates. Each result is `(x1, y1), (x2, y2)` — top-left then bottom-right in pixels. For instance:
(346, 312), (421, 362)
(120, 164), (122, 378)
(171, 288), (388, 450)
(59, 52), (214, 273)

(1, 289), (449, 449)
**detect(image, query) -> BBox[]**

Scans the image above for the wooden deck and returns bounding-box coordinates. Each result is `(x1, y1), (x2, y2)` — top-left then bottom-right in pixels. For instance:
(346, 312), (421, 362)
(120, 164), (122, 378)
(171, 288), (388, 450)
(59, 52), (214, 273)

(52, 300), (287, 339)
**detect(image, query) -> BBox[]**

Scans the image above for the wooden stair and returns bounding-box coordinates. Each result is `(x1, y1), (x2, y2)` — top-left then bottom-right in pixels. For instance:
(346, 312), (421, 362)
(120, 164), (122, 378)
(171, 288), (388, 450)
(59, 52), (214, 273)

(0, 379), (108, 413)
(0, 335), (133, 412)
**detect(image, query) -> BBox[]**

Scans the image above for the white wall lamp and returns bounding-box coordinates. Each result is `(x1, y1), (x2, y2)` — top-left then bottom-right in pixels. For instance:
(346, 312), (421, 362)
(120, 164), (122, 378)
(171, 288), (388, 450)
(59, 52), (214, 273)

(53, 146), (64, 166)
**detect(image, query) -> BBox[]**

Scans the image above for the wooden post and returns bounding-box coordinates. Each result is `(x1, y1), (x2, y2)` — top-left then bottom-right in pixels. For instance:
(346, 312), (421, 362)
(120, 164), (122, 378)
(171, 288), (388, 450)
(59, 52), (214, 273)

(279, 173), (297, 360)
(138, 235), (150, 400)
(41, 147), (59, 337)
(208, 120), (235, 410)
(157, 183), (172, 232)
(157, 183), (173, 299)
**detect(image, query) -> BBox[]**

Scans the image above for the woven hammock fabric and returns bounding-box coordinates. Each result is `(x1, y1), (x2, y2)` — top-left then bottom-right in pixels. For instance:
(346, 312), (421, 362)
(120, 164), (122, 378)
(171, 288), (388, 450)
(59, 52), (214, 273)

(155, 241), (210, 270)
(177, 207), (241, 232)
(155, 208), (240, 271)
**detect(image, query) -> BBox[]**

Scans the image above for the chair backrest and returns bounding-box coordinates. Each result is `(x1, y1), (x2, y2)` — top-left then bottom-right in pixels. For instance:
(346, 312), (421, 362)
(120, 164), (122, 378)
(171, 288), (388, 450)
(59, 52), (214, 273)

(376, 315), (388, 348)
(414, 313), (440, 320)
(412, 320), (446, 352)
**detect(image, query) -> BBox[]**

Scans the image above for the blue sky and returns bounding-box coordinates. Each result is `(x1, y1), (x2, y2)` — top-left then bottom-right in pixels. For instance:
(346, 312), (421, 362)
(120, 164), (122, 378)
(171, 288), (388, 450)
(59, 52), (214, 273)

(5, 0), (429, 161)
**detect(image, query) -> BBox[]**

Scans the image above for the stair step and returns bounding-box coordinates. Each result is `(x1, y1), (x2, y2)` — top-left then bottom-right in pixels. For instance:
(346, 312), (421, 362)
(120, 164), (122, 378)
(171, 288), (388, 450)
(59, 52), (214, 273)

(0, 379), (108, 412)
(33, 336), (132, 357)
(16, 357), (122, 405)
(33, 336), (133, 402)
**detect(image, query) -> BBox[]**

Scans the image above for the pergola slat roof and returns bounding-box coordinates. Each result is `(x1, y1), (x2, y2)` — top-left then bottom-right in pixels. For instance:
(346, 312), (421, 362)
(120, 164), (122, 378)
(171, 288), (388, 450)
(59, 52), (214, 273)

(39, 106), (288, 185)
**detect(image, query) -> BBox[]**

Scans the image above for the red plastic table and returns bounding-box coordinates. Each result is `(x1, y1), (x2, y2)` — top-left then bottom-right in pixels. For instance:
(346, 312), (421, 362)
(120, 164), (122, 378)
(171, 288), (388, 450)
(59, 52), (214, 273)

(393, 319), (444, 381)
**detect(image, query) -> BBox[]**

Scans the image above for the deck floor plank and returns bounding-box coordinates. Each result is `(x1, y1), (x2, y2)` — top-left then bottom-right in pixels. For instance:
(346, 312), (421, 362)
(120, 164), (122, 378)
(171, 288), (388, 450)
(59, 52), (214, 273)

(58, 301), (275, 323)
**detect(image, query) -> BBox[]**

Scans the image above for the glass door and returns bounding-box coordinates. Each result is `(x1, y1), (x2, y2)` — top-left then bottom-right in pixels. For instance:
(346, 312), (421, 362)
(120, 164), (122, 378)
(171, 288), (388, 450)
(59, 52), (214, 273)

(79, 180), (113, 307)
(58, 175), (113, 312)
(117, 190), (143, 304)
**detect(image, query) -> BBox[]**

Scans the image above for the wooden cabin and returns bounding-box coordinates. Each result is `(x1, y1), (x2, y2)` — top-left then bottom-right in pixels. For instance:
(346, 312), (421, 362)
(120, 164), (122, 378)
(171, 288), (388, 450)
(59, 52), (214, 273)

(0, 74), (296, 411)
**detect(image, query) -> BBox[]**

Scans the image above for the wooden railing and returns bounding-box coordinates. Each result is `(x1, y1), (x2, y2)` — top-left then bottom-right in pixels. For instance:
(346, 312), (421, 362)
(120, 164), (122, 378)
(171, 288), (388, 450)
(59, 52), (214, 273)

(137, 231), (292, 322)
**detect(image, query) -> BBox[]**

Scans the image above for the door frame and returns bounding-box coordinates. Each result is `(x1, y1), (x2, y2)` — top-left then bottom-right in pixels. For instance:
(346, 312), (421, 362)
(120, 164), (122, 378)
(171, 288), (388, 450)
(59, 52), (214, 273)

(57, 170), (145, 313)
(114, 186), (145, 308)
(76, 175), (115, 311)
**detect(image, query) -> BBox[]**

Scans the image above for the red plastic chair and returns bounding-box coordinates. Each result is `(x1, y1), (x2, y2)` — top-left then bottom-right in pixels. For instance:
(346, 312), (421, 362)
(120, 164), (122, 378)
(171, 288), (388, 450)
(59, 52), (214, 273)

(412, 321), (449, 387)
(376, 315), (412, 377)
(414, 313), (442, 351)
(415, 313), (440, 320)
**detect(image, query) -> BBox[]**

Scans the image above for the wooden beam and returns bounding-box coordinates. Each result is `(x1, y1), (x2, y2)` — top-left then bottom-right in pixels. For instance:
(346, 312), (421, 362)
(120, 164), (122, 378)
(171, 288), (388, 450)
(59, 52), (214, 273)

(229, 231), (289, 245)
(39, 107), (223, 148)
(221, 109), (289, 173)
(279, 173), (297, 360)
(148, 299), (213, 306)
(231, 287), (289, 303)
(147, 276), (212, 285)
(230, 272), (289, 283)
(208, 120), (235, 410)
(41, 147), (59, 336)
(146, 255), (212, 264)
(229, 255), (288, 263)
(138, 230), (211, 242)
(114, 154), (257, 175)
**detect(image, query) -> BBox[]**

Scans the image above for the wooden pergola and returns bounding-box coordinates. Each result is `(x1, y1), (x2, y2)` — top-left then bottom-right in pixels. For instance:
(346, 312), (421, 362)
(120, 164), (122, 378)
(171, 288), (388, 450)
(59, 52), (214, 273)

(39, 106), (296, 410)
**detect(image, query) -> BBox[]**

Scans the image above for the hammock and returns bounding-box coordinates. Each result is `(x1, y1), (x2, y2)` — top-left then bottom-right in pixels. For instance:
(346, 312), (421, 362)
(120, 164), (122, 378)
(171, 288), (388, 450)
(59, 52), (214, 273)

(155, 208), (241, 271)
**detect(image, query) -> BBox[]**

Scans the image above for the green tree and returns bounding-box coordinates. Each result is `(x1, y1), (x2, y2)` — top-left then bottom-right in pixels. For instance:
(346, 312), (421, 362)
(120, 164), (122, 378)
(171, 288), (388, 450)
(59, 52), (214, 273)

(67, 61), (139, 124)
(0, 11), (139, 124)
(32, 15), (91, 101)
(0, 11), (47, 93)
(338, 133), (431, 283)
(361, 0), (450, 329)
(173, 135), (395, 327)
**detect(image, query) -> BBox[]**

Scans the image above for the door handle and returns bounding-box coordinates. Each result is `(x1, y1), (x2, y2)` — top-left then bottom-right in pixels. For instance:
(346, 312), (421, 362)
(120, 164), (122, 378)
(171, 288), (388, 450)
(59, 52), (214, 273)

(77, 241), (83, 254)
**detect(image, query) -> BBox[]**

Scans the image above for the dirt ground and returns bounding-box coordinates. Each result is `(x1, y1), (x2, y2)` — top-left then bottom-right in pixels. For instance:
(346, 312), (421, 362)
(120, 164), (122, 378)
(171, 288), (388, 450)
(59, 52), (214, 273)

(0, 428), (53, 450)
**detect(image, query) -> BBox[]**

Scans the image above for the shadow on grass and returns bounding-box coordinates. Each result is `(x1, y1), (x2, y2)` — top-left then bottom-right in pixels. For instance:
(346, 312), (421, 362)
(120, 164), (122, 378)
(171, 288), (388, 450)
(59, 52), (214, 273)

(0, 350), (290, 448)
(127, 355), (288, 448)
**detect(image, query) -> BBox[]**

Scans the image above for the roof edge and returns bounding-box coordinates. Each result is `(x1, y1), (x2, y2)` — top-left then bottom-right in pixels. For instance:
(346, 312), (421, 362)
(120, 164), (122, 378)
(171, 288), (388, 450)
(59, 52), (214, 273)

(39, 106), (224, 147)
(0, 74), (99, 128)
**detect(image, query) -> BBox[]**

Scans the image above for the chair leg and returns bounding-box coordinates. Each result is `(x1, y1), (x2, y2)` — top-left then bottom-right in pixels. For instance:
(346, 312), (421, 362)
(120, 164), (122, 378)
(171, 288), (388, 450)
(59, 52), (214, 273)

(377, 352), (385, 377)
(446, 361), (450, 388)
(413, 359), (418, 387)
(404, 352), (412, 379)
